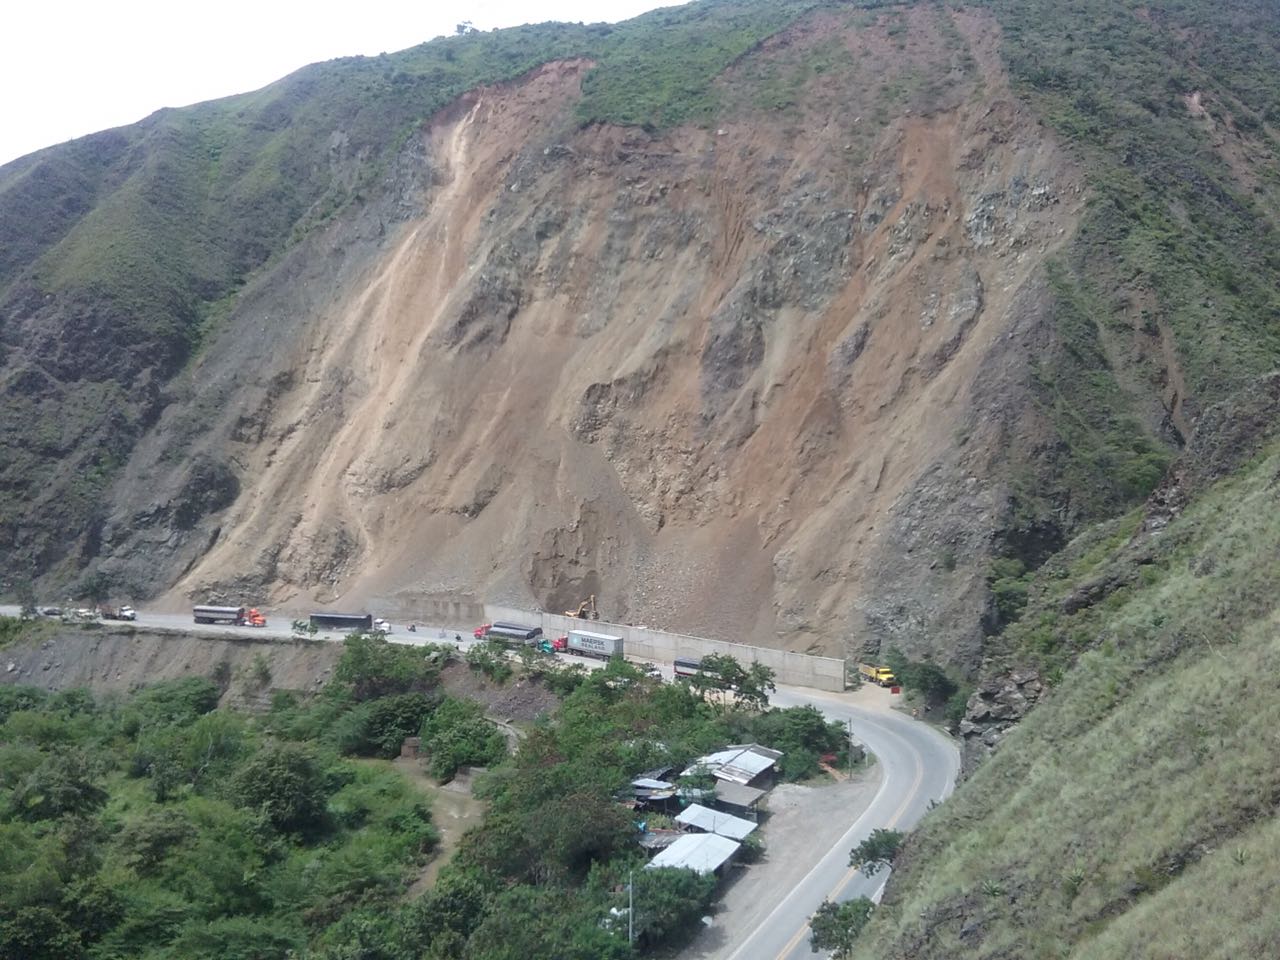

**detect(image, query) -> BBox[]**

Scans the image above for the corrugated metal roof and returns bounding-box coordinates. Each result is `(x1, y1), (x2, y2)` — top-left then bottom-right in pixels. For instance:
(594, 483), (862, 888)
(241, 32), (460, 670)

(638, 829), (682, 850)
(713, 781), (766, 809)
(645, 833), (740, 874)
(675, 803), (758, 840)
(683, 744), (783, 785)
(632, 778), (674, 790)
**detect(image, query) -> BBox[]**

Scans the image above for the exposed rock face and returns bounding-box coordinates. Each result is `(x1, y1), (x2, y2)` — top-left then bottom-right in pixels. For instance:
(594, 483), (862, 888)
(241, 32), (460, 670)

(958, 668), (1045, 773)
(0, 4), (1118, 673)
(1143, 370), (1280, 536)
(86, 10), (1088, 666)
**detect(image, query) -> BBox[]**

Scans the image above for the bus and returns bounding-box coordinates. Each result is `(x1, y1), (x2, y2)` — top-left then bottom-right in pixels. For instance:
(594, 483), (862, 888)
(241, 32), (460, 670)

(193, 605), (246, 625)
(673, 657), (705, 679)
(309, 612), (375, 632)
(477, 622), (543, 644)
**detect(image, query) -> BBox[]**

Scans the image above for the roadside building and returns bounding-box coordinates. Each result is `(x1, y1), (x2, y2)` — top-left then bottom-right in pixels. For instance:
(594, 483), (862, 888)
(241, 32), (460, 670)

(681, 743), (783, 788)
(675, 803), (757, 841)
(710, 781), (767, 820)
(646, 832), (741, 876)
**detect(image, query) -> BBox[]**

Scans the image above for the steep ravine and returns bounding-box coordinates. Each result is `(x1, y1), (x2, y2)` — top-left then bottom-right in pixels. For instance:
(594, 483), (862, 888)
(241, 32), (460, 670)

(98, 9), (1084, 662)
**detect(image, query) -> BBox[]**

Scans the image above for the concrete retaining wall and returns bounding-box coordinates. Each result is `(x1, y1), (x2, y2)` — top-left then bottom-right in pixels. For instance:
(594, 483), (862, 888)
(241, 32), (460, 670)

(483, 604), (846, 693)
(373, 596), (485, 626)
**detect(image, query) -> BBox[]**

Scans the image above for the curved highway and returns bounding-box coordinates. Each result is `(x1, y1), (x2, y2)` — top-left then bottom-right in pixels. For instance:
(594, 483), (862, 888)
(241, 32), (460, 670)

(726, 686), (959, 960)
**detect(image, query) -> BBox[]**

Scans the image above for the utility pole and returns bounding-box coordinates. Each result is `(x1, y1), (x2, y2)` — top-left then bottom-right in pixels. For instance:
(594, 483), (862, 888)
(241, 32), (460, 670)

(628, 869), (635, 944)
(848, 717), (855, 778)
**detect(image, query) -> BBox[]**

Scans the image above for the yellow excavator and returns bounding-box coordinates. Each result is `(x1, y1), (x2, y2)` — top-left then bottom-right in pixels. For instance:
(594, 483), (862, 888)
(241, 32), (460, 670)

(564, 594), (600, 619)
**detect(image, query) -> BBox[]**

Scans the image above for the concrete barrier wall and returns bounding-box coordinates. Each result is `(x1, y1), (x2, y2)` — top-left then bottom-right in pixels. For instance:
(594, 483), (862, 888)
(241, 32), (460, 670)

(374, 596), (485, 626)
(483, 604), (846, 693)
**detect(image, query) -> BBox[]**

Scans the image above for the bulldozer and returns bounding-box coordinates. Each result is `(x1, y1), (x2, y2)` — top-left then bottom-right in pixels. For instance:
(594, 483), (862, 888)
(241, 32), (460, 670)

(564, 594), (600, 619)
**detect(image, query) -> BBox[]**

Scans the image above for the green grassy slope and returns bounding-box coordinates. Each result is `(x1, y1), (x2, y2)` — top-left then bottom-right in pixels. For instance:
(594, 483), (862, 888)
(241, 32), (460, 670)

(979, 0), (1280, 539)
(853, 410), (1280, 958)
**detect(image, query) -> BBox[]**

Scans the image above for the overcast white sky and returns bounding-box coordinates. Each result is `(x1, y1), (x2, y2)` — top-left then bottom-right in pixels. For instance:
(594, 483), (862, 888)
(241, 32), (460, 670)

(1, 0), (675, 166)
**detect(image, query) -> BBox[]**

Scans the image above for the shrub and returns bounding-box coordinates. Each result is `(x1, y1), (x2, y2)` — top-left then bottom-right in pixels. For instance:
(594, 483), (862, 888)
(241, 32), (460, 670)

(465, 642), (514, 684)
(332, 693), (434, 758)
(421, 697), (506, 780)
(231, 743), (333, 836)
(9, 750), (108, 821)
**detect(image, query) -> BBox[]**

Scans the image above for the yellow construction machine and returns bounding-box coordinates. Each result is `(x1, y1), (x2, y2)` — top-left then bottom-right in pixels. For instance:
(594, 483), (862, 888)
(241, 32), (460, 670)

(565, 594), (600, 619)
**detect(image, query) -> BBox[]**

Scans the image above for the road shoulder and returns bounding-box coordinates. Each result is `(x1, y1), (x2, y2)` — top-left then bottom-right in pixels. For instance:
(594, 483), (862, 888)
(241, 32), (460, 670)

(680, 764), (884, 960)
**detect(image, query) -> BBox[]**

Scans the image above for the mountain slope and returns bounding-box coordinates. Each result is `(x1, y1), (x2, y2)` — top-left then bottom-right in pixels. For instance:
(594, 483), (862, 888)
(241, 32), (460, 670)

(852, 376), (1280, 959)
(94, 6), (1081, 660)
(3, 0), (1279, 666)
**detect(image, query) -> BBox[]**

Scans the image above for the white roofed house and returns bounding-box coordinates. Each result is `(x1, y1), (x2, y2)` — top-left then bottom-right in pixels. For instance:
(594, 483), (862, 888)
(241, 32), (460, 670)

(681, 743), (783, 788)
(645, 832), (740, 876)
(674, 803), (757, 841)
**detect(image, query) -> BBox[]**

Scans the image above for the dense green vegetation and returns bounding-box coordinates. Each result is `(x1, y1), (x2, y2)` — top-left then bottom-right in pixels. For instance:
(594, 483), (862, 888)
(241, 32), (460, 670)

(0, 675), (436, 960)
(852, 435), (1280, 957)
(0, 632), (851, 959)
(576, 0), (824, 127)
(984, 0), (1280, 526)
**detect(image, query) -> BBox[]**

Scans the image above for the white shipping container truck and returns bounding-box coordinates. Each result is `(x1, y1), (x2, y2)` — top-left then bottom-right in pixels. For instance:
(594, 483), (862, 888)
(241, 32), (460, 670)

(566, 629), (624, 659)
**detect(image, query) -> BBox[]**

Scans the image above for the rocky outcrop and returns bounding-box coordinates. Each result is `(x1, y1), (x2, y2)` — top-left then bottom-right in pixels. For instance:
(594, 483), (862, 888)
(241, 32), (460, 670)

(958, 667), (1045, 774)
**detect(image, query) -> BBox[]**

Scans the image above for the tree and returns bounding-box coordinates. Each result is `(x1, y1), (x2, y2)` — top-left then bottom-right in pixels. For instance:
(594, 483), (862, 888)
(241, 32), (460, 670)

(13, 577), (37, 619)
(689, 654), (775, 710)
(332, 693), (434, 759)
(232, 744), (331, 835)
(81, 570), (111, 607)
(884, 649), (957, 707)
(849, 828), (904, 876)
(118, 810), (192, 875)
(631, 867), (716, 946)
(9, 751), (108, 821)
(335, 632), (436, 700)
(0, 906), (81, 960)
(741, 661), (778, 710)
(396, 865), (493, 952)
(164, 916), (301, 960)
(464, 885), (631, 960)
(809, 897), (874, 958)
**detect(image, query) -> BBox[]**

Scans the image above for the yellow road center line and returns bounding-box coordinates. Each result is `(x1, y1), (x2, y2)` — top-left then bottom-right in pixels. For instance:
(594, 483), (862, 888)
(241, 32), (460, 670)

(772, 731), (926, 960)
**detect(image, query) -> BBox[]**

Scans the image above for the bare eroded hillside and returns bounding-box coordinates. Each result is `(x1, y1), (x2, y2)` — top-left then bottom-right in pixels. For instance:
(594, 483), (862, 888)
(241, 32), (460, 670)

(103, 8), (1083, 662)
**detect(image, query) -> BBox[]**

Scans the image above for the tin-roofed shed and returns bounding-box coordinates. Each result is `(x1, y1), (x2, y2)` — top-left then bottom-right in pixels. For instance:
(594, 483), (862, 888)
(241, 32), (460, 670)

(675, 803), (757, 840)
(682, 744), (783, 786)
(646, 833), (740, 875)
(712, 781), (766, 813)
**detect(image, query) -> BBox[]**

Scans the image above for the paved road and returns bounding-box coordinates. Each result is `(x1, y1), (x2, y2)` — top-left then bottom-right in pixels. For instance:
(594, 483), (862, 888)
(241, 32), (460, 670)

(0, 604), (474, 647)
(0, 604), (635, 672)
(722, 685), (959, 960)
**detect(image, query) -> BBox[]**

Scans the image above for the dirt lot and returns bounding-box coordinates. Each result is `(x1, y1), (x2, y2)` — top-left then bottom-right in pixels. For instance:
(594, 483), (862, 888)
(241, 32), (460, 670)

(680, 765), (884, 960)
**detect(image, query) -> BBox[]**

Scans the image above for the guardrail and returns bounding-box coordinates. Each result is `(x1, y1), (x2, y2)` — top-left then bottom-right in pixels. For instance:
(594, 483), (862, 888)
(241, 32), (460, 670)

(484, 604), (847, 693)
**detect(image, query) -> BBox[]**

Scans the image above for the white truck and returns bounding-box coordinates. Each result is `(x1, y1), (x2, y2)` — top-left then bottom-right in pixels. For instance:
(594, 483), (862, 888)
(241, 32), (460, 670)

(562, 629), (624, 659)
